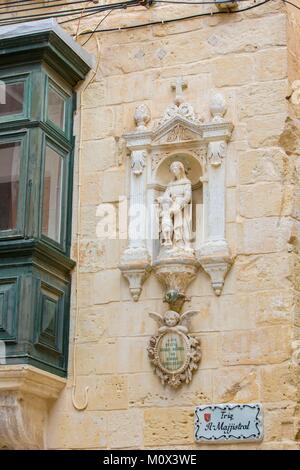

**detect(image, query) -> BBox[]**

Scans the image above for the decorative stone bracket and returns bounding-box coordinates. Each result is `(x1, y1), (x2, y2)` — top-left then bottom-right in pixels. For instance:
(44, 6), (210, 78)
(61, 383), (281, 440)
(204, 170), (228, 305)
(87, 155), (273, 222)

(119, 78), (234, 303)
(120, 258), (151, 302)
(0, 365), (66, 449)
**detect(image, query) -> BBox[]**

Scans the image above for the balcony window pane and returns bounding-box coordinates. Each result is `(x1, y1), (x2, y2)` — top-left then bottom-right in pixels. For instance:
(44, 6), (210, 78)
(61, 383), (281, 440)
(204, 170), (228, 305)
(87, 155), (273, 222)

(0, 82), (24, 117)
(48, 86), (65, 130)
(42, 146), (63, 243)
(0, 142), (21, 231)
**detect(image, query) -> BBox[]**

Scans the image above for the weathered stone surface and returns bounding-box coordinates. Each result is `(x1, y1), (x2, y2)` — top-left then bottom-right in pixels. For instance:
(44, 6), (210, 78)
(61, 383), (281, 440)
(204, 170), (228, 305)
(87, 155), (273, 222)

(79, 375), (129, 411)
(80, 205), (99, 239)
(94, 270), (121, 304)
(82, 138), (117, 173)
(246, 113), (287, 148)
(197, 333), (219, 369)
(78, 239), (120, 273)
(77, 308), (107, 342)
(76, 341), (117, 375)
(239, 183), (283, 218)
(237, 81), (288, 120)
(226, 188), (236, 223)
(144, 408), (194, 446)
(82, 107), (115, 140)
(114, 337), (152, 374)
(207, 14), (286, 55)
(221, 326), (291, 365)
(184, 296), (218, 332)
(279, 116), (300, 156)
(236, 254), (290, 292)
(217, 294), (256, 331)
(77, 273), (95, 308)
(263, 403), (297, 442)
(260, 363), (297, 402)
(239, 148), (286, 185)
(107, 409), (143, 449)
(82, 81), (105, 108)
(81, 172), (103, 206)
(211, 55), (254, 87)
(128, 370), (213, 408)
(47, 410), (107, 449)
(255, 290), (293, 325)
(213, 366), (260, 403)
(254, 48), (287, 81)
(105, 72), (155, 105)
(107, 300), (159, 337)
(241, 217), (292, 254)
(101, 169), (125, 203)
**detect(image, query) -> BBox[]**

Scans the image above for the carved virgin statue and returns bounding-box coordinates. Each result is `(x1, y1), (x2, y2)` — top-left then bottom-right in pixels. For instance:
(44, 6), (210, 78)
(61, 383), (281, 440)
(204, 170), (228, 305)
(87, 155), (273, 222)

(157, 161), (193, 253)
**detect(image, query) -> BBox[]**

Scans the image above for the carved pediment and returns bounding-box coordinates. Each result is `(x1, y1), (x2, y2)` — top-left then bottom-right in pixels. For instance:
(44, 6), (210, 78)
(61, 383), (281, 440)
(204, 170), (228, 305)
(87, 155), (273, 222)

(152, 116), (203, 146)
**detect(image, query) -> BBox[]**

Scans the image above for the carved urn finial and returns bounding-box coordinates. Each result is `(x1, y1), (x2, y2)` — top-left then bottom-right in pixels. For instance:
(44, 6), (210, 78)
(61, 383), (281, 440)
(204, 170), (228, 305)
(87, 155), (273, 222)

(210, 93), (227, 123)
(134, 104), (151, 131)
(171, 77), (187, 106)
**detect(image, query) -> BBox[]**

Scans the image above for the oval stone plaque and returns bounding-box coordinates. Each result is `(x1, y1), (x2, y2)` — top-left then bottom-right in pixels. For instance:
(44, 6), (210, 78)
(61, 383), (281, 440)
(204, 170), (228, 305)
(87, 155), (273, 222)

(157, 332), (188, 374)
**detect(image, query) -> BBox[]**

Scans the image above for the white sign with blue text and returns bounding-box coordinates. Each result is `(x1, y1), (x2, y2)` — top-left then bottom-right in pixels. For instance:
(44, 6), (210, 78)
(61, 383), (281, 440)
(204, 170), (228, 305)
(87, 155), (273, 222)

(195, 403), (263, 444)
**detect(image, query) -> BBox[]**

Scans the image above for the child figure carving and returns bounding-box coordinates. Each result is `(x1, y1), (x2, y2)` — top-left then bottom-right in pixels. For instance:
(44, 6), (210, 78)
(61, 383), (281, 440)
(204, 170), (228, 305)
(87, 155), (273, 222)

(157, 195), (173, 247)
(157, 161), (193, 253)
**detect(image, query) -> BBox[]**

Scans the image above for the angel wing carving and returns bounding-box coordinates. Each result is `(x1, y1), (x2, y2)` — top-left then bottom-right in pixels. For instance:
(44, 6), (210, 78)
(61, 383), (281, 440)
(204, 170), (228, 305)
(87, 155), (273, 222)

(179, 310), (199, 325)
(149, 311), (164, 325)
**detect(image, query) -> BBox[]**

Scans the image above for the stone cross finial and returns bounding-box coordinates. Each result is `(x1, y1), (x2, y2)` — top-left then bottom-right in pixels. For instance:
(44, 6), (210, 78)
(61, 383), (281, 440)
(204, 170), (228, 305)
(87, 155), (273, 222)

(171, 77), (187, 106)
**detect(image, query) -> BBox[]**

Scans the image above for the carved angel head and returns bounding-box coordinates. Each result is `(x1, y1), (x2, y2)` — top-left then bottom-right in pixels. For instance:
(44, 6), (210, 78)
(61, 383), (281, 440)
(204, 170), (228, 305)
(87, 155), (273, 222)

(164, 310), (180, 327)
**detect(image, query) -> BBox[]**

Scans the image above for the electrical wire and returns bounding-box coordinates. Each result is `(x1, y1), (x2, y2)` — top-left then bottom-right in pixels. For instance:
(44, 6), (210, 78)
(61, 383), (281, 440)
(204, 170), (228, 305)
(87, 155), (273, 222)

(282, 0), (300, 9)
(156, 0), (260, 4)
(0, 0), (99, 14)
(59, 2), (123, 24)
(0, 0), (271, 17)
(71, 32), (102, 412)
(0, 0), (141, 25)
(0, 0), (295, 37)
(77, 0), (271, 35)
(82, 8), (113, 45)
(62, 0), (273, 27)
(0, 0), (57, 7)
(0, 0), (262, 11)
(75, 0), (95, 38)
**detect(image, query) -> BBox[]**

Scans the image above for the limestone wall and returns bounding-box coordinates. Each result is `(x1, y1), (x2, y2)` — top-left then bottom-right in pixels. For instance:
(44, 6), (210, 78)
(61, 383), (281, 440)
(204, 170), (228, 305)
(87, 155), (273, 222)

(41, 1), (300, 449)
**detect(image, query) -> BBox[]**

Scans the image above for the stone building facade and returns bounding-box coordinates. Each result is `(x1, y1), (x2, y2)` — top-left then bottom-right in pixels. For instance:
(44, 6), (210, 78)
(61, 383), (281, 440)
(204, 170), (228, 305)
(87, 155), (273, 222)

(0, 0), (300, 450)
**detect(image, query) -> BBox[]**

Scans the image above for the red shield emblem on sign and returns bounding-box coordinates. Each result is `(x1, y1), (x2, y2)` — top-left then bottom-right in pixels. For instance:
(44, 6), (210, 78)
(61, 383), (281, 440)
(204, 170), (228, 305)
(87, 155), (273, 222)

(204, 413), (211, 422)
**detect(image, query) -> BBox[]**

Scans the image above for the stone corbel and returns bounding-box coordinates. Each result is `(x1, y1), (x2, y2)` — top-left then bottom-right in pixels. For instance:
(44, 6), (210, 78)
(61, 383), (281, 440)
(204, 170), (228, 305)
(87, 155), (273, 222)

(120, 261), (151, 302)
(119, 104), (152, 301)
(198, 241), (231, 296)
(0, 365), (66, 449)
(198, 93), (233, 295)
(154, 257), (199, 311)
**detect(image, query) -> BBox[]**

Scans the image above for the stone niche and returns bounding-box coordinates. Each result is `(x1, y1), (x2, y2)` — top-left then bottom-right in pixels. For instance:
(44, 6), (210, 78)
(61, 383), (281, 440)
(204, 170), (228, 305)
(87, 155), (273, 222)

(120, 78), (234, 306)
